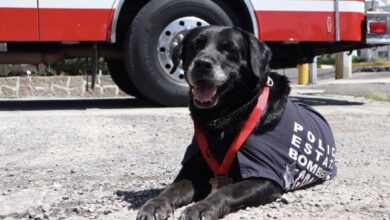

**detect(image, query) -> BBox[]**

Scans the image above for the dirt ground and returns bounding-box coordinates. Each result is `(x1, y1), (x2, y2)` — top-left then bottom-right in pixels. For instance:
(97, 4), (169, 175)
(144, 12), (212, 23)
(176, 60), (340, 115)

(0, 87), (390, 219)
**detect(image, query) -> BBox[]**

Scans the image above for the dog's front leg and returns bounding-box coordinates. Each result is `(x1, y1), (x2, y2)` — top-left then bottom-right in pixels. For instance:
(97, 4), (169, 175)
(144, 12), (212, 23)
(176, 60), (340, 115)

(137, 155), (212, 220)
(180, 179), (282, 220)
(137, 179), (196, 220)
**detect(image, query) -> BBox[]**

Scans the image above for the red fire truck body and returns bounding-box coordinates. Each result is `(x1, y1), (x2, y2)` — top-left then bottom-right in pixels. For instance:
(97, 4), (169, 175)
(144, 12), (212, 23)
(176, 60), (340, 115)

(0, 0), (366, 42)
(0, 0), (387, 106)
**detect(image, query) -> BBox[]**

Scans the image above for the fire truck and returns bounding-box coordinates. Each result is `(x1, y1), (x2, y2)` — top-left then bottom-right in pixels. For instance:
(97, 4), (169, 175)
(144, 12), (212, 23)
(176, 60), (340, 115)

(0, 0), (388, 106)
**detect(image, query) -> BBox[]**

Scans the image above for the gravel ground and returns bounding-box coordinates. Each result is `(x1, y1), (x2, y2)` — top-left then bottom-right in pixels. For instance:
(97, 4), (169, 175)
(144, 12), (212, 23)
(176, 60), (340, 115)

(0, 94), (390, 219)
(305, 72), (390, 99)
(305, 83), (390, 98)
(288, 71), (390, 99)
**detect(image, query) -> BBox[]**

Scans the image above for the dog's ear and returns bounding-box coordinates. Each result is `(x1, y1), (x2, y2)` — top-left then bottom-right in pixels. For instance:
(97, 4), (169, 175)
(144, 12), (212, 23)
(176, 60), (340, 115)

(241, 29), (272, 79)
(171, 27), (205, 74)
(170, 39), (185, 74)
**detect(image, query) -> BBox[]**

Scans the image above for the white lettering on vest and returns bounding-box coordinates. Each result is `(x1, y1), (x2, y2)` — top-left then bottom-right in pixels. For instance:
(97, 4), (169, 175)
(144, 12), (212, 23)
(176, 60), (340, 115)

(289, 147), (298, 160)
(304, 142), (312, 155)
(308, 131), (315, 143)
(294, 122), (304, 133)
(291, 134), (302, 148)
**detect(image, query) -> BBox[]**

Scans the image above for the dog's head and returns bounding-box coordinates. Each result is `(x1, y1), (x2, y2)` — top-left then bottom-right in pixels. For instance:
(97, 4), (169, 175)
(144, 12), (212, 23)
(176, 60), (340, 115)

(172, 26), (272, 109)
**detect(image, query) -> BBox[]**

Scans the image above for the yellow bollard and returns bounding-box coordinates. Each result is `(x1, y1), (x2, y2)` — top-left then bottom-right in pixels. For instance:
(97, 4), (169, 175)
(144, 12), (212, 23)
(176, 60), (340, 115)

(298, 64), (309, 85)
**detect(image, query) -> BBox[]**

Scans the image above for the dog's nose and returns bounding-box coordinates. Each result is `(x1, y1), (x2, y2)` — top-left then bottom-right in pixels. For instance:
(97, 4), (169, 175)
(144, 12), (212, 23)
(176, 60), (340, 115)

(194, 58), (212, 71)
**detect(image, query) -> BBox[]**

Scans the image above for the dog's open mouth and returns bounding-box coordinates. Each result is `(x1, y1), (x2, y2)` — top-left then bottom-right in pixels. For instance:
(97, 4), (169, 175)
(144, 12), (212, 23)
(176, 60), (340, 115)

(192, 80), (219, 108)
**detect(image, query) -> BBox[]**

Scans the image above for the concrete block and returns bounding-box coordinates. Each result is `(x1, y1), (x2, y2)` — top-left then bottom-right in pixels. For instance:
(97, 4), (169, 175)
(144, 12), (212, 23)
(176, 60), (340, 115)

(0, 77), (18, 87)
(19, 86), (33, 97)
(52, 76), (70, 88)
(31, 77), (52, 88)
(69, 76), (85, 88)
(0, 86), (17, 98)
(69, 88), (84, 97)
(53, 85), (69, 97)
(102, 86), (118, 97)
(99, 75), (116, 87)
(19, 77), (31, 86)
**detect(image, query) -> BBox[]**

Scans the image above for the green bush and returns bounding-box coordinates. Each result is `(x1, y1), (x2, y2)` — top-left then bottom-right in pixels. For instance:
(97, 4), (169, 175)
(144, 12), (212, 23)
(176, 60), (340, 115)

(372, 57), (389, 65)
(317, 55), (335, 65)
(352, 56), (365, 63)
(48, 58), (108, 76)
(368, 91), (390, 102)
(318, 55), (367, 65)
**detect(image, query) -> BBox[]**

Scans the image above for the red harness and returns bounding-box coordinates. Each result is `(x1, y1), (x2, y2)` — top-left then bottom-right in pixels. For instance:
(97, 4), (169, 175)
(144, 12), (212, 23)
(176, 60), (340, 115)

(194, 86), (270, 176)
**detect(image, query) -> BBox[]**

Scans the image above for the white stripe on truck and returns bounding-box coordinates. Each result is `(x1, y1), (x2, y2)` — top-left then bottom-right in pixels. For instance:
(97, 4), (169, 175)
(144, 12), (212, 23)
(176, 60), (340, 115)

(251, 0), (364, 13)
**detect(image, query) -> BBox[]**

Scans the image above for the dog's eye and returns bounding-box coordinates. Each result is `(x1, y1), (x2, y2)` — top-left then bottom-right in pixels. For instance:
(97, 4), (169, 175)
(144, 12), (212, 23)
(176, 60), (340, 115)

(191, 37), (206, 50)
(220, 41), (237, 54)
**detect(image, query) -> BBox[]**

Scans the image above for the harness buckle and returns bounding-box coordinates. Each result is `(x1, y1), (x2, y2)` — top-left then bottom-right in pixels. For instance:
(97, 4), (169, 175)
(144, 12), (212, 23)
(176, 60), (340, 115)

(267, 76), (274, 87)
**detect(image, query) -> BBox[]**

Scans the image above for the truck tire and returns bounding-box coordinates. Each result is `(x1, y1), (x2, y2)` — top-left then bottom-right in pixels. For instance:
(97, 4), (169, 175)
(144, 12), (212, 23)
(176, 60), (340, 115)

(106, 59), (143, 98)
(125, 0), (235, 106)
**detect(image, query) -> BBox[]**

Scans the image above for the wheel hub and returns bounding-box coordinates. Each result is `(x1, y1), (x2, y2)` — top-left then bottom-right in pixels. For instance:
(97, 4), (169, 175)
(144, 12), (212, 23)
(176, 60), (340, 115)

(157, 17), (209, 83)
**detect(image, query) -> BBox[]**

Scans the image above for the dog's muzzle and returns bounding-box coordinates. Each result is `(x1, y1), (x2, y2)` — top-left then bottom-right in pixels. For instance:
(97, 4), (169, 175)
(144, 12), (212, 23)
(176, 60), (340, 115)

(192, 80), (218, 104)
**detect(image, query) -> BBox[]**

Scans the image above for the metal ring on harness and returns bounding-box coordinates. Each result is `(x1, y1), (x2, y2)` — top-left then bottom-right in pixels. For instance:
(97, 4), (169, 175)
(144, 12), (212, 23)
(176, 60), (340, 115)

(267, 77), (274, 87)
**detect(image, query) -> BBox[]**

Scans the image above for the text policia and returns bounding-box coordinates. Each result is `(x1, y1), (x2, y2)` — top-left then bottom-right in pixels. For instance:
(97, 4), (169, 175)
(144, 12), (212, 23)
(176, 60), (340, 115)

(288, 122), (336, 189)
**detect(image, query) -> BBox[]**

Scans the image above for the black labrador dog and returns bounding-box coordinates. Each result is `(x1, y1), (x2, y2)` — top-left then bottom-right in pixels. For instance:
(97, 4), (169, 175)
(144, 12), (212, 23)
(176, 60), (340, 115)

(137, 26), (337, 220)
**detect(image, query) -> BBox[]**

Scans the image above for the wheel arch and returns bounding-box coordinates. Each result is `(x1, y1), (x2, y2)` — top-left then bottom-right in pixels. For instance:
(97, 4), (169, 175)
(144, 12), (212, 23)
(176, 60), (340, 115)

(110, 0), (150, 43)
(212, 0), (258, 36)
(110, 0), (126, 43)
(242, 0), (259, 37)
(110, 0), (258, 43)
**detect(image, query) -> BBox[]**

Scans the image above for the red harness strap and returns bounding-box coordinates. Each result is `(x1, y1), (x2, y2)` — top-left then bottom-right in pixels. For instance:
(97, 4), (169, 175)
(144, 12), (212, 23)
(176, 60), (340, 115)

(195, 86), (270, 176)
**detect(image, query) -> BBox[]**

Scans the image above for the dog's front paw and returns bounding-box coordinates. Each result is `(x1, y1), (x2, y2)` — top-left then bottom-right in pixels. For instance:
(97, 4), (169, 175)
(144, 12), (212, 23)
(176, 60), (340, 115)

(136, 197), (173, 220)
(179, 202), (219, 220)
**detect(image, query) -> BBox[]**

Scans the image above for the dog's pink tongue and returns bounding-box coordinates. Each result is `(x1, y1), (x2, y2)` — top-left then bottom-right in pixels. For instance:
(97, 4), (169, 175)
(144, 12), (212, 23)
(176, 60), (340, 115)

(193, 82), (217, 103)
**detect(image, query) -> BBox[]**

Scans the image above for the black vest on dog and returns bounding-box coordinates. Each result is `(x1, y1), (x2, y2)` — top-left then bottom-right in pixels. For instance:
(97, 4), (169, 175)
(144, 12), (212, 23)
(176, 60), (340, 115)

(182, 101), (337, 192)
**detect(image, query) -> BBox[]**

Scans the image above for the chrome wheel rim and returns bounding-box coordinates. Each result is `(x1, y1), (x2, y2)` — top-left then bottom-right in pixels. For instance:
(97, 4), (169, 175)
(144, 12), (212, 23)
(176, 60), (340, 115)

(157, 16), (209, 83)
